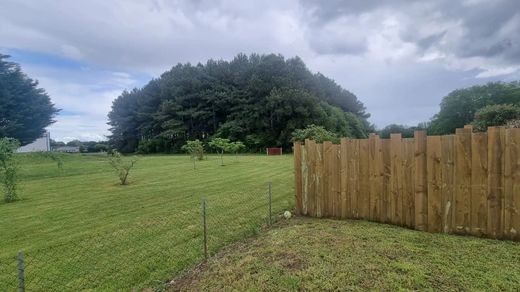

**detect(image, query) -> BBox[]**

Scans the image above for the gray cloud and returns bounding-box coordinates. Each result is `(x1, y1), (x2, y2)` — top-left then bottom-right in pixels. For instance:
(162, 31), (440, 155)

(1, 0), (519, 140)
(301, 0), (520, 64)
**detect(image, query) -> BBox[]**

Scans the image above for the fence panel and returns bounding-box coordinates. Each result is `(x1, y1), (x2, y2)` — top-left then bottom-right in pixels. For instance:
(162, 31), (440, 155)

(487, 127), (504, 238)
(340, 138), (348, 219)
(427, 136), (442, 233)
(414, 131), (428, 231)
(506, 129), (520, 240)
(294, 126), (520, 241)
(347, 139), (359, 219)
(368, 134), (383, 222)
(403, 138), (415, 228)
(471, 132), (488, 236)
(441, 135), (455, 233)
(359, 139), (370, 220)
(382, 139), (391, 223)
(454, 128), (472, 234)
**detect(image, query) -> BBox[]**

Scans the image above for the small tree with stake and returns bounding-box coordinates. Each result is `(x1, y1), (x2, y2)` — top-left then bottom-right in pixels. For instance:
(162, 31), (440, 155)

(182, 139), (204, 169)
(227, 141), (245, 161)
(108, 150), (137, 185)
(0, 138), (20, 202)
(208, 138), (230, 166)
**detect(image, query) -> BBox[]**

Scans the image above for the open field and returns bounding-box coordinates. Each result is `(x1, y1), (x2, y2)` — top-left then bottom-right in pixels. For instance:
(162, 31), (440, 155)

(172, 217), (520, 291)
(0, 154), (293, 290)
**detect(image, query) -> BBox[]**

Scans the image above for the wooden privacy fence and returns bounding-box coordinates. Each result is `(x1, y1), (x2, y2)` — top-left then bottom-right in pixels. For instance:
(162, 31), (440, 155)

(293, 127), (520, 241)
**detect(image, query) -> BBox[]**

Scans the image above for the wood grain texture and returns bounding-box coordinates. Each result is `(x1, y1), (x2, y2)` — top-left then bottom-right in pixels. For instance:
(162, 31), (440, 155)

(382, 139), (391, 223)
(390, 133), (403, 225)
(331, 144), (341, 217)
(369, 134), (383, 222)
(348, 139), (360, 218)
(427, 136), (442, 233)
(315, 142), (324, 218)
(403, 138), (415, 228)
(454, 128), (472, 234)
(340, 138), (348, 219)
(414, 131), (428, 231)
(471, 132), (488, 236)
(505, 129), (520, 240)
(441, 135), (454, 234)
(487, 127), (504, 239)
(359, 139), (370, 219)
(323, 141), (332, 217)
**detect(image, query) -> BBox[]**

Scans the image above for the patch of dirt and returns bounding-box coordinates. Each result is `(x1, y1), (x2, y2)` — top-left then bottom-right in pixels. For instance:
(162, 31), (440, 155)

(275, 251), (304, 271)
(166, 260), (209, 292)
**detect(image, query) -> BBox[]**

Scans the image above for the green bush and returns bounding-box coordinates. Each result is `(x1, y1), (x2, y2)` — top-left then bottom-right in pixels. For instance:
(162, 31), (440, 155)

(472, 104), (520, 132)
(0, 138), (20, 202)
(506, 119), (520, 128)
(108, 151), (137, 185)
(181, 140), (204, 169)
(208, 138), (231, 166)
(291, 124), (339, 144)
(226, 141), (245, 161)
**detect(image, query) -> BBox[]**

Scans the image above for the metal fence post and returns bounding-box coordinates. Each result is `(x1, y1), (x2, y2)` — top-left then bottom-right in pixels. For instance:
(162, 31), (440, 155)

(17, 251), (25, 292)
(268, 182), (272, 226)
(202, 199), (208, 259)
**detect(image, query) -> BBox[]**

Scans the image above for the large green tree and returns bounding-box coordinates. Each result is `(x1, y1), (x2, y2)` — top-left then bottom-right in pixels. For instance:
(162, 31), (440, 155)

(0, 54), (59, 145)
(108, 53), (372, 152)
(429, 81), (520, 134)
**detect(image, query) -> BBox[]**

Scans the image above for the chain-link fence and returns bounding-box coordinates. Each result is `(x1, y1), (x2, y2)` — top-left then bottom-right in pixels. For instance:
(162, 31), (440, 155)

(0, 182), (289, 291)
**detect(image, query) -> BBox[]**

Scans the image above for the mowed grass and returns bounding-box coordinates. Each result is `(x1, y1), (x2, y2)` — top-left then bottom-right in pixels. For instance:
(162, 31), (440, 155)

(0, 154), (294, 291)
(171, 217), (520, 291)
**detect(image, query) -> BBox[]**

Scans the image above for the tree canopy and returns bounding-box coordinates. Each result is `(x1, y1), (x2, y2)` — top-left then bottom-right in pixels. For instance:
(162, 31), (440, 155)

(292, 124), (339, 144)
(429, 81), (520, 134)
(0, 54), (59, 145)
(472, 104), (520, 132)
(108, 53), (372, 153)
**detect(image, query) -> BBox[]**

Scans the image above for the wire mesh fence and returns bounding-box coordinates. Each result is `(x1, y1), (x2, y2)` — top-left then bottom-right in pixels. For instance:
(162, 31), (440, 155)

(0, 182), (289, 291)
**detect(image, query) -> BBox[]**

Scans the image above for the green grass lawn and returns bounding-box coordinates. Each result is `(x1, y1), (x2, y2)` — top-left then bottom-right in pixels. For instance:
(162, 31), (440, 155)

(171, 217), (520, 291)
(0, 154), (294, 291)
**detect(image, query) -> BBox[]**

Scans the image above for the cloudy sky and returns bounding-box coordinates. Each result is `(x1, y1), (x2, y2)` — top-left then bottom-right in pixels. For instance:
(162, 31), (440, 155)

(1, 0), (519, 141)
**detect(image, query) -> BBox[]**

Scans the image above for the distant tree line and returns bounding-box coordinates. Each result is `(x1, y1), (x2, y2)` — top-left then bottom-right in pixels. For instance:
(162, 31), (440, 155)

(379, 81), (520, 136)
(51, 139), (109, 153)
(108, 53), (373, 153)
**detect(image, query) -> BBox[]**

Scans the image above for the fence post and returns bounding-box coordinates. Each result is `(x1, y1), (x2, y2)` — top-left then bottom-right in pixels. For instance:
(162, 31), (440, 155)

(17, 251), (25, 292)
(202, 199), (208, 259)
(268, 182), (272, 226)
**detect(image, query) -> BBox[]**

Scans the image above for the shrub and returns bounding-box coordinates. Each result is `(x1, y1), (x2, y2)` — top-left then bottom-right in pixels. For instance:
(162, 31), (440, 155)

(208, 138), (231, 166)
(182, 139), (204, 169)
(506, 119), (520, 128)
(108, 151), (137, 185)
(226, 141), (245, 161)
(0, 138), (20, 202)
(291, 124), (339, 144)
(472, 104), (520, 132)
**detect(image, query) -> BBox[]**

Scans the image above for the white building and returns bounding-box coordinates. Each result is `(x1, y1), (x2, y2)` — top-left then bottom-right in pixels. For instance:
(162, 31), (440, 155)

(17, 132), (51, 153)
(55, 146), (80, 153)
